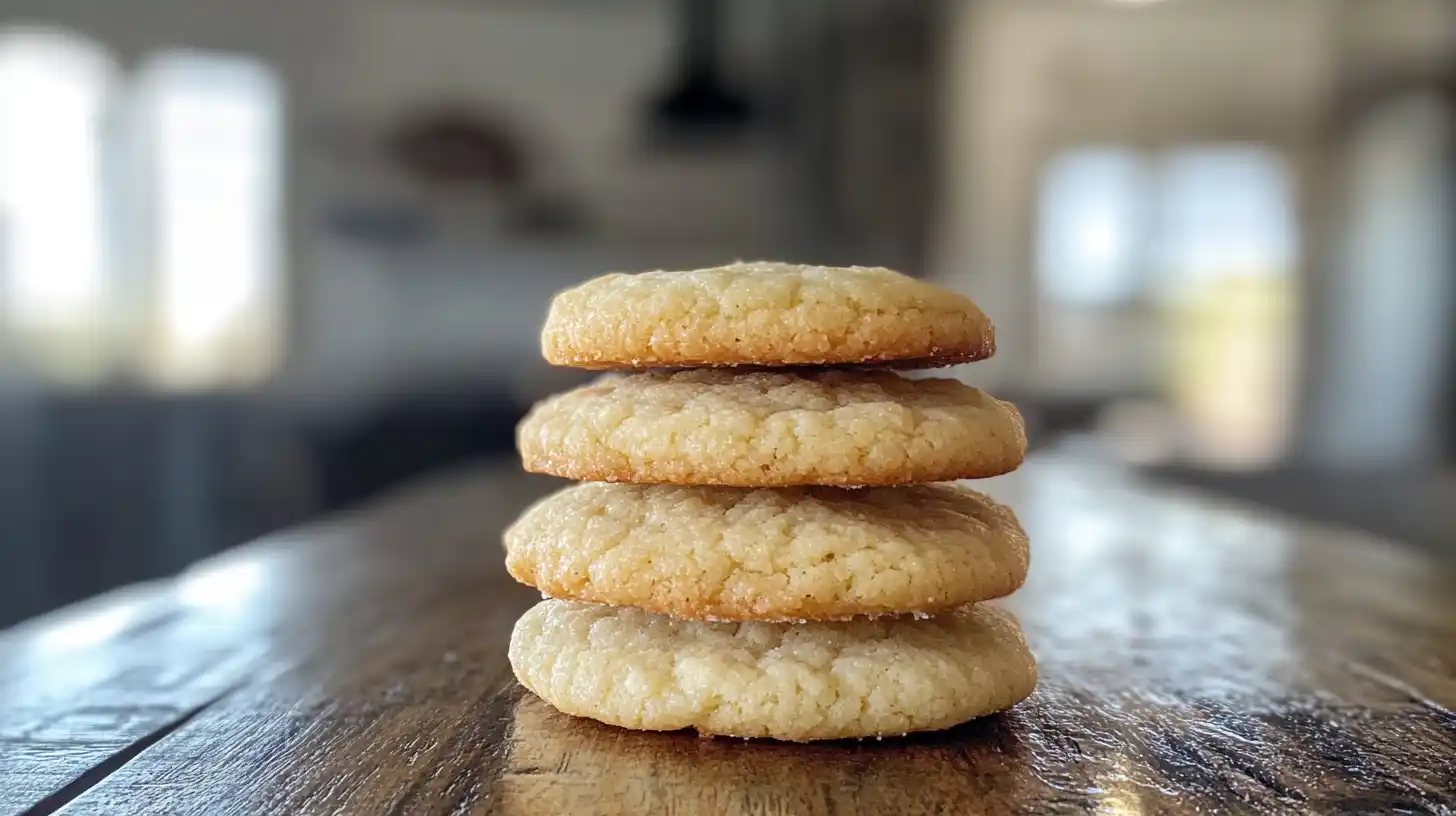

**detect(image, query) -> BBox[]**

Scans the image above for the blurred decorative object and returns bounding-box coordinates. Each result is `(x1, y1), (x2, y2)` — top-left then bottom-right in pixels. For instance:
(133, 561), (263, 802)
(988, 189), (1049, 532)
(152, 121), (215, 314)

(643, 0), (755, 149)
(380, 106), (583, 238)
(387, 107), (528, 192)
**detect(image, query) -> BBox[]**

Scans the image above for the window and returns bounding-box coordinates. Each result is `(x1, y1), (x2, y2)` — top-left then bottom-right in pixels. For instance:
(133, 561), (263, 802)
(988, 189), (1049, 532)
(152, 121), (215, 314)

(1037, 148), (1147, 306)
(1034, 143), (1298, 468)
(0, 32), (283, 389)
(0, 27), (116, 381)
(1032, 148), (1154, 400)
(1155, 146), (1297, 468)
(137, 51), (283, 389)
(1152, 146), (1296, 294)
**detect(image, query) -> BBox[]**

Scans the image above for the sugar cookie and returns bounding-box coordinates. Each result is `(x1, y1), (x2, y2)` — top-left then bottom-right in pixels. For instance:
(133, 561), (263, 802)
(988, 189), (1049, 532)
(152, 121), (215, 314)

(540, 262), (994, 370)
(509, 600), (1037, 741)
(506, 482), (1029, 621)
(516, 369), (1026, 487)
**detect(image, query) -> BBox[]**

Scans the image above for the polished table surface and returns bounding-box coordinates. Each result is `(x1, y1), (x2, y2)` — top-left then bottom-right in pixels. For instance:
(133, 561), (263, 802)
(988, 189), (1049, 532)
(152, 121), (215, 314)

(2, 457), (1454, 815)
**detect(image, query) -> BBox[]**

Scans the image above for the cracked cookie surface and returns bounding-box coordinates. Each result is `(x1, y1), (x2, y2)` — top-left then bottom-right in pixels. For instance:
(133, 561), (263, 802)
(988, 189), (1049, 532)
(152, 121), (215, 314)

(505, 483), (1029, 621)
(516, 369), (1026, 487)
(540, 261), (995, 370)
(508, 599), (1037, 741)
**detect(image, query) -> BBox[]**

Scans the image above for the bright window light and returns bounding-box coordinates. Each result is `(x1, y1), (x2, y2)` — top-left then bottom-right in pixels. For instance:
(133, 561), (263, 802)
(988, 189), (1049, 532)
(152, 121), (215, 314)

(1154, 145), (1298, 468)
(1037, 148), (1148, 306)
(139, 50), (282, 388)
(0, 28), (114, 331)
(1153, 145), (1296, 289)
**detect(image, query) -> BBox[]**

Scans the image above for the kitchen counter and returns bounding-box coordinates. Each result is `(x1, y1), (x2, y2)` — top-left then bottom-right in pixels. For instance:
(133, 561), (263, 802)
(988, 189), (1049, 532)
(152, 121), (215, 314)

(3, 457), (1453, 814)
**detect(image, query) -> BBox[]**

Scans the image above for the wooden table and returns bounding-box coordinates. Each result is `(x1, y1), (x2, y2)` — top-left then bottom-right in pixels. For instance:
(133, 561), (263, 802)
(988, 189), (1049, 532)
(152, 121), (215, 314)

(3, 458), (1454, 814)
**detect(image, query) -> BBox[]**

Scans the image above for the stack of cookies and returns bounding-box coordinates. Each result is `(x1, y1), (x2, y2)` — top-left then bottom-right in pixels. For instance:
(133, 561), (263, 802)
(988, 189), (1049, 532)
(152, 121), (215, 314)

(506, 262), (1036, 742)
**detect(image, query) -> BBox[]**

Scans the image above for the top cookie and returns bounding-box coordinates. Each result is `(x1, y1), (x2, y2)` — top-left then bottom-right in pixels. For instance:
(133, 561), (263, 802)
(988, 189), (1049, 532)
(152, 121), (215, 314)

(540, 261), (995, 370)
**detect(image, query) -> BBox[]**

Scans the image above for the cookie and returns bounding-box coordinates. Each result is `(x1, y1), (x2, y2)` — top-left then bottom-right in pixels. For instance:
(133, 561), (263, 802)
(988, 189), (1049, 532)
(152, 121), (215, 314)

(505, 483), (1029, 621)
(540, 262), (994, 370)
(516, 369), (1026, 487)
(509, 600), (1037, 741)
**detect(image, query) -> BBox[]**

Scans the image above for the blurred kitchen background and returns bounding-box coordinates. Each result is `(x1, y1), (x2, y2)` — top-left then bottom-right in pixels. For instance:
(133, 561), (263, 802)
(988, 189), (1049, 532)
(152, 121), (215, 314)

(0, 0), (1452, 627)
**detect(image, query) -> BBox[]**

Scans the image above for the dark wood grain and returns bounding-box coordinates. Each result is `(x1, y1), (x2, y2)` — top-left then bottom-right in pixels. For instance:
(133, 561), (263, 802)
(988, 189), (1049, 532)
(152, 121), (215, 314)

(2, 458), (1453, 815)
